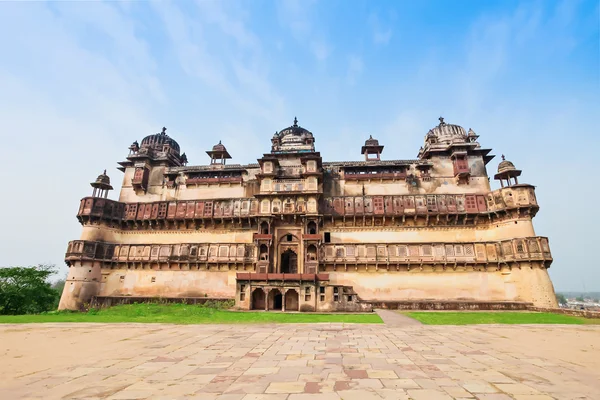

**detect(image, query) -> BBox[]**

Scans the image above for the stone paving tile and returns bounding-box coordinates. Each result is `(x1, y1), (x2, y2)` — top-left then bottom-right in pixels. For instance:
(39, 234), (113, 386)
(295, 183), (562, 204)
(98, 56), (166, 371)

(1, 323), (599, 399)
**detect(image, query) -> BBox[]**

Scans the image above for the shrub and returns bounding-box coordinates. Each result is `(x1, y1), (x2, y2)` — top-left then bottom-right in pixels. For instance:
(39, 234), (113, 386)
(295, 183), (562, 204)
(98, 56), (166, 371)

(0, 265), (59, 315)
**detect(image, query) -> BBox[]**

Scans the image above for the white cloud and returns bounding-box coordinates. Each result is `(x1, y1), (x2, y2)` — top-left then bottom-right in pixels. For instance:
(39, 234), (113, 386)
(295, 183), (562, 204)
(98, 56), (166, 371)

(276, 0), (330, 62)
(310, 40), (330, 61)
(368, 13), (393, 45)
(347, 55), (363, 85)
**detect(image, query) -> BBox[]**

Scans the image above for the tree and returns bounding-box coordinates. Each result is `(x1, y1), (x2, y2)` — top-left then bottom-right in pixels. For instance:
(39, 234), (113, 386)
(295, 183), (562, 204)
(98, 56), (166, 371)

(575, 296), (585, 302)
(555, 293), (567, 306)
(0, 265), (58, 315)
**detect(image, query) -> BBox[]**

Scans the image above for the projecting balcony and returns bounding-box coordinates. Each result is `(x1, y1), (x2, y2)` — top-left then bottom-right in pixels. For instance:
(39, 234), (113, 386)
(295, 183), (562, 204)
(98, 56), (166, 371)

(302, 233), (322, 241)
(453, 165), (470, 177)
(253, 233), (273, 241)
(344, 172), (407, 181)
(236, 273), (329, 282)
(185, 176), (243, 185)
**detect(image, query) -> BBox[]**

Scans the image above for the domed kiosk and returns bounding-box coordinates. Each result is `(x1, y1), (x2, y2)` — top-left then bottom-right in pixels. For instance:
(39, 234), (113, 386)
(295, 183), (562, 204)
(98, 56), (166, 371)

(271, 117), (315, 153)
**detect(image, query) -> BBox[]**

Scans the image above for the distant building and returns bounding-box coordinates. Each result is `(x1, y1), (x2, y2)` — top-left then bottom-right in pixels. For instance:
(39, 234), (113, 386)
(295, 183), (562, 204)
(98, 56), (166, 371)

(60, 118), (558, 311)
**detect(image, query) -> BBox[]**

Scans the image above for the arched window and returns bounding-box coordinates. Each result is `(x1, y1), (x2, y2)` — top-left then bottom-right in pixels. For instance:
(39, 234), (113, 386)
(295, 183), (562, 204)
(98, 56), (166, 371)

(307, 221), (317, 235)
(306, 244), (317, 261)
(260, 221), (269, 235)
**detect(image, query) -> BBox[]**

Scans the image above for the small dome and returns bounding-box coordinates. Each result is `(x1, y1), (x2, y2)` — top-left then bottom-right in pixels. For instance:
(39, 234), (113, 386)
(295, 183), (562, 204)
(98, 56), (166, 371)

(212, 141), (227, 152)
(140, 127), (180, 154)
(426, 117), (467, 144)
(95, 170), (111, 186)
(364, 135), (379, 147)
(497, 155), (516, 174)
(278, 117), (313, 138)
(91, 169), (113, 191)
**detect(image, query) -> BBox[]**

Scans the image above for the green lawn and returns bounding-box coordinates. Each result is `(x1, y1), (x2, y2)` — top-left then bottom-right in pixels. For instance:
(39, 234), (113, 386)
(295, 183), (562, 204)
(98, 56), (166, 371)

(0, 303), (383, 324)
(404, 311), (600, 325)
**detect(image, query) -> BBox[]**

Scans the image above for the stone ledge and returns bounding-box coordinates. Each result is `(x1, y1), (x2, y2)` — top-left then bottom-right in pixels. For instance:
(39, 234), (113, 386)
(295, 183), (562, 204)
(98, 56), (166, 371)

(91, 296), (234, 308)
(366, 300), (533, 310)
(528, 306), (600, 319)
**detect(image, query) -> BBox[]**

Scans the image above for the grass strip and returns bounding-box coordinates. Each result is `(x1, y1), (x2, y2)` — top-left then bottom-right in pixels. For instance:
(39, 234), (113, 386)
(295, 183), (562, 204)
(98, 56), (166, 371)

(0, 303), (383, 324)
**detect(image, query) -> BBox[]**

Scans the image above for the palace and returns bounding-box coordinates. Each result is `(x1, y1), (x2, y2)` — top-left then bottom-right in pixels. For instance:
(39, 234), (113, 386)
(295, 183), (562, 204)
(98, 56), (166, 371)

(59, 117), (558, 311)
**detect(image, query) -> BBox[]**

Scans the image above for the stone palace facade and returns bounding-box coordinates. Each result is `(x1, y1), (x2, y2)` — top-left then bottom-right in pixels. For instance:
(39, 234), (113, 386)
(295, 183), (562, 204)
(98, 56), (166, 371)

(59, 117), (558, 311)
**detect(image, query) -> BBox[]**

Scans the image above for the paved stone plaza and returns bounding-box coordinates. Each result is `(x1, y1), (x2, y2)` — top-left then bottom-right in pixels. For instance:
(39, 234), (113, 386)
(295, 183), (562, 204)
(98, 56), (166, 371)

(1, 321), (599, 400)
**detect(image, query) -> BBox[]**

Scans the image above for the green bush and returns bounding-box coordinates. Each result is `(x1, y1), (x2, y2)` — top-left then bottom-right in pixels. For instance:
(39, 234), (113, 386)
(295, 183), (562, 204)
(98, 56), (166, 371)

(0, 265), (59, 315)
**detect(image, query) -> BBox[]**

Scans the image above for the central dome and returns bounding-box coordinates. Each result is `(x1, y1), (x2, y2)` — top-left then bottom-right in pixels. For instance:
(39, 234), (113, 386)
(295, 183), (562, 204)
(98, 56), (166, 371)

(141, 127), (180, 154)
(271, 117), (315, 153)
(426, 117), (467, 144)
(277, 117), (313, 138)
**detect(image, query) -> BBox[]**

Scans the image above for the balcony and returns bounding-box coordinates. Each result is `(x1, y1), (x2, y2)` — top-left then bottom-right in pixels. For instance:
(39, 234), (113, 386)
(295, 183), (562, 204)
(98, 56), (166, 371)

(320, 237), (552, 265)
(344, 172), (406, 181)
(186, 176), (242, 185)
(303, 234), (322, 241)
(253, 233), (272, 241)
(236, 273), (329, 282)
(452, 159), (470, 177)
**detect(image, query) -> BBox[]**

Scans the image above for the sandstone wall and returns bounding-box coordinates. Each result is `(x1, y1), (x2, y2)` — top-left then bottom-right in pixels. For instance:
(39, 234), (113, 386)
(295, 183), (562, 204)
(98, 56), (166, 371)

(329, 264), (557, 308)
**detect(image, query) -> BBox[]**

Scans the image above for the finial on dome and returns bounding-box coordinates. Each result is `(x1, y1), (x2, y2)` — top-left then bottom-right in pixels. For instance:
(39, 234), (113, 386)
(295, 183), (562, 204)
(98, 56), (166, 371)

(502, 154), (505, 161)
(161, 127), (167, 134)
(219, 140), (222, 144)
(293, 116), (298, 127)
(438, 116), (445, 125)
(103, 169), (106, 175)
(369, 135), (373, 139)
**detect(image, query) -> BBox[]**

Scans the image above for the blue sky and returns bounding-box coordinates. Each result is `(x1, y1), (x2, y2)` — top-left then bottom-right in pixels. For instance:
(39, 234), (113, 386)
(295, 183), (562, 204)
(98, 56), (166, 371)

(0, 0), (598, 291)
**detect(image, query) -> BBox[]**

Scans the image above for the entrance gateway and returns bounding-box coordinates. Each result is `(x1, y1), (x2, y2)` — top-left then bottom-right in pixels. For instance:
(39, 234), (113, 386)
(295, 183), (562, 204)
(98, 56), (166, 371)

(237, 273), (369, 312)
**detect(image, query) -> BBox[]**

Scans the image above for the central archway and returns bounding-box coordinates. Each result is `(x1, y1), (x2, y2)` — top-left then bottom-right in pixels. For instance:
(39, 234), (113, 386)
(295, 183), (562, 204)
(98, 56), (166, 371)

(280, 249), (298, 273)
(268, 289), (283, 310)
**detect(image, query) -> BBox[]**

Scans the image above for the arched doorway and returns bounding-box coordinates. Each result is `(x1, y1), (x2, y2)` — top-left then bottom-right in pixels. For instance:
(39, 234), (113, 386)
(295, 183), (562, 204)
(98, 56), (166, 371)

(268, 289), (283, 310)
(285, 289), (299, 311)
(251, 288), (265, 310)
(280, 249), (298, 273)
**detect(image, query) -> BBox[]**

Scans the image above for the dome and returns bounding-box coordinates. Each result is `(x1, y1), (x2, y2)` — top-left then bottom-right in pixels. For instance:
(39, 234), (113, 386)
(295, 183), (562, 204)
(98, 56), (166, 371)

(364, 135), (380, 147)
(212, 141), (227, 152)
(90, 169), (113, 190)
(95, 170), (111, 186)
(278, 117), (313, 138)
(271, 117), (315, 153)
(497, 155), (516, 174)
(140, 127), (180, 154)
(426, 117), (467, 144)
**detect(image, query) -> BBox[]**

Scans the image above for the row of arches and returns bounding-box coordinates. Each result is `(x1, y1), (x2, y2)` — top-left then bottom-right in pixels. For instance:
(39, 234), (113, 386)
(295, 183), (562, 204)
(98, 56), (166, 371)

(258, 245), (318, 269)
(251, 288), (299, 311)
(259, 221), (318, 235)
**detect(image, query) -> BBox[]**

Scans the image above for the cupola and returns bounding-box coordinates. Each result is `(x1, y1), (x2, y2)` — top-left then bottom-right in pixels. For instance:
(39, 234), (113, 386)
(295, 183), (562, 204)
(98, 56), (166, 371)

(90, 170), (113, 198)
(206, 141), (232, 165)
(361, 135), (384, 161)
(494, 155), (522, 187)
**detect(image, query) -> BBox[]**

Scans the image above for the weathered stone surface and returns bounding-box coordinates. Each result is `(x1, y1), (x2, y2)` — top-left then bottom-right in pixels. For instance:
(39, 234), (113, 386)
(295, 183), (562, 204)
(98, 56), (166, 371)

(1, 323), (599, 399)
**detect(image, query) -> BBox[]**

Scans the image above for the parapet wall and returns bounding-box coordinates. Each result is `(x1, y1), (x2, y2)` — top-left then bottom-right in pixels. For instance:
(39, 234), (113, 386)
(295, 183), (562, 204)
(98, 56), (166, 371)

(528, 307), (600, 319)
